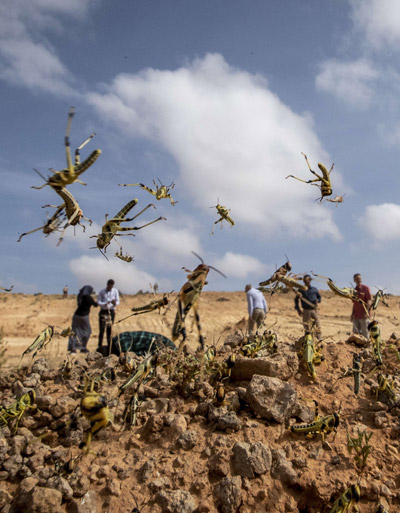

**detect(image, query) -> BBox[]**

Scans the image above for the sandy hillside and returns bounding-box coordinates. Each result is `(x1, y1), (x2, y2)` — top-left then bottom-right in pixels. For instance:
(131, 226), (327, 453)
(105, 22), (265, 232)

(1, 290), (399, 366)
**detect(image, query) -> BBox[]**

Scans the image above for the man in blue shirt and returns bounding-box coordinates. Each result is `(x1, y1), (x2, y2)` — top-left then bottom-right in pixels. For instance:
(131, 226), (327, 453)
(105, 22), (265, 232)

(294, 274), (322, 339)
(245, 284), (268, 334)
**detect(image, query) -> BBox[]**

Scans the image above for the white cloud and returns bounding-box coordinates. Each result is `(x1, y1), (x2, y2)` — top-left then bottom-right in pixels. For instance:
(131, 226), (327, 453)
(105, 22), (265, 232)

(87, 54), (341, 241)
(351, 0), (400, 48)
(213, 252), (268, 279)
(315, 58), (378, 108)
(0, 0), (96, 94)
(68, 255), (169, 294)
(360, 203), (400, 240)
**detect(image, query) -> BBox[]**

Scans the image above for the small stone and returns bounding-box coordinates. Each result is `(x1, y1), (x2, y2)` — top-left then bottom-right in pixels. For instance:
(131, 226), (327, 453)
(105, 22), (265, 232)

(168, 414), (187, 438)
(208, 451), (230, 477)
(213, 476), (242, 513)
(232, 441), (271, 478)
(104, 477), (121, 497)
(66, 490), (98, 513)
(12, 486), (62, 513)
(177, 430), (198, 450)
(0, 489), (12, 508)
(246, 375), (297, 423)
(31, 358), (49, 375)
(49, 396), (77, 418)
(140, 459), (155, 482)
(217, 411), (242, 432)
(271, 449), (298, 487)
(155, 489), (197, 513)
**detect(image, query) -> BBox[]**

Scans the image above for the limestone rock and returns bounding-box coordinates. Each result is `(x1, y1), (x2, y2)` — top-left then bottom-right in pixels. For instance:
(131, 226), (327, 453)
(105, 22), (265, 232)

(155, 489), (197, 513)
(231, 353), (298, 381)
(232, 441), (271, 478)
(12, 486), (62, 513)
(213, 476), (242, 513)
(246, 375), (297, 423)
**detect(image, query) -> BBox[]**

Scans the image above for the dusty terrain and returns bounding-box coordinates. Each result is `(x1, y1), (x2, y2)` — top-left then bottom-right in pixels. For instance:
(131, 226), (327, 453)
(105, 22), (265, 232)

(0, 290), (399, 513)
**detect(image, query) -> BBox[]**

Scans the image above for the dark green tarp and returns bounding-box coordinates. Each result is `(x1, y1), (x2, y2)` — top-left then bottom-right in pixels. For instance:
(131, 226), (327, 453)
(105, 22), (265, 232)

(111, 331), (176, 356)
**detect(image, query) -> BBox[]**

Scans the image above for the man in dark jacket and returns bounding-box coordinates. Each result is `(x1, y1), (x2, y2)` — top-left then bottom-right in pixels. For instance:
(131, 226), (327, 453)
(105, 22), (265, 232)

(294, 274), (322, 339)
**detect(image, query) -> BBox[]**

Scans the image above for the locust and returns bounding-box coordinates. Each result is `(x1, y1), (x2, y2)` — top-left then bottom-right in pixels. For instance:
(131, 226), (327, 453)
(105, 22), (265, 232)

(172, 252), (226, 350)
(259, 261), (306, 292)
(122, 392), (140, 429)
(20, 325), (73, 366)
(258, 258), (292, 290)
(115, 247), (134, 263)
(210, 202), (235, 235)
(331, 354), (362, 395)
(43, 186), (92, 246)
(119, 178), (177, 205)
(376, 374), (397, 406)
(17, 207), (66, 242)
(300, 331), (324, 380)
(371, 289), (389, 311)
(240, 330), (278, 358)
(119, 353), (158, 396)
(311, 272), (369, 314)
(290, 400), (340, 441)
(208, 354), (236, 382)
(0, 390), (37, 432)
(116, 292), (172, 324)
(326, 195), (345, 206)
(79, 378), (111, 455)
(0, 285), (13, 292)
(286, 152), (334, 201)
(91, 199), (165, 258)
(78, 368), (116, 393)
(327, 484), (360, 513)
(31, 107), (101, 191)
(20, 326), (55, 365)
(368, 320), (383, 368)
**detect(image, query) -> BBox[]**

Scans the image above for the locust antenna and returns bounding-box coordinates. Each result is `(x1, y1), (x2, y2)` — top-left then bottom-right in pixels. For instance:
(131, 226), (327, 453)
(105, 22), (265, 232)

(207, 265), (227, 279)
(191, 251), (204, 264)
(32, 168), (47, 182)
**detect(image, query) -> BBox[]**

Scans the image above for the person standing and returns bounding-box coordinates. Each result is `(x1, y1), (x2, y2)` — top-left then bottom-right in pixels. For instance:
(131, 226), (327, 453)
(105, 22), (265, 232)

(98, 279), (119, 350)
(63, 285), (68, 299)
(351, 273), (371, 339)
(294, 275), (322, 339)
(68, 285), (98, 353)
(245, 284), (267, 334)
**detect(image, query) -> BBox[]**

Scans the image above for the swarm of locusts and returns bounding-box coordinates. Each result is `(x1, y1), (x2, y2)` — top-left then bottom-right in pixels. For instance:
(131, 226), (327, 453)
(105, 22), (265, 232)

(8, 108), (399, 512)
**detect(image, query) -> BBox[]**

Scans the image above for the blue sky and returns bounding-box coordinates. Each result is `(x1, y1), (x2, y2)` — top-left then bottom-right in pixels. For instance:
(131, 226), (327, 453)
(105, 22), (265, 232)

(2, 0), (400, 294)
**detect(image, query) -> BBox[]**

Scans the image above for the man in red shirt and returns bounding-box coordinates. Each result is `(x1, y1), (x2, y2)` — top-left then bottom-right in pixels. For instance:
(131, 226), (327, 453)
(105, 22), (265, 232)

(351, 273), (371, 338)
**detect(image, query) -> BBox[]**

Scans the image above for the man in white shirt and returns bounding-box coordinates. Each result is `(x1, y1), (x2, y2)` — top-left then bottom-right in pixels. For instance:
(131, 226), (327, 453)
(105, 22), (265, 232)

(245, 284), (267, 334)
(97, 279), (120, 350)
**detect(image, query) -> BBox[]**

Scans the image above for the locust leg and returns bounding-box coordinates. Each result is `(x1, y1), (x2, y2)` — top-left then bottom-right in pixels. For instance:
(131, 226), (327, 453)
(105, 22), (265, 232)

(166, 194), (178, 206)
(18, 224), (47, 242)
(122, 203), (157, 222)
(117, 217), (166, 232)
(193, 303), (204, 350)
(74, 132), (96, 169)
(211, 217), (223, 235)
(65, 107), (75, 172)
(285, 175), (322, 185)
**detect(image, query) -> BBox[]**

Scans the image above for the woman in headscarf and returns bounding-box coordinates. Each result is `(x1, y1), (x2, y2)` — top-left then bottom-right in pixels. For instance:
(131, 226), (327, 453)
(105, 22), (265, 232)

(68, 285), (98, 353)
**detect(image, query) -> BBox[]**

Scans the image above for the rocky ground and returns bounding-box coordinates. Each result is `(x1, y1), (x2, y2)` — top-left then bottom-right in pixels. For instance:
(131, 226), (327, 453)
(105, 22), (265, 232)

(0, 291), (399, 513)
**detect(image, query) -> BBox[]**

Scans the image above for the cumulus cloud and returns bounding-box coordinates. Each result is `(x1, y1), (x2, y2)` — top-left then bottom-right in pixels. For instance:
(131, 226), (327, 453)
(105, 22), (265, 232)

(212, 252), (268, 279)
(0, 0), (96, 94)
(350, 0), (400, 48)
(87, 54), (341, 240)
(315, 58), (378, 109)
(68, 255), (170, 294)
(360, 203), (400, 240)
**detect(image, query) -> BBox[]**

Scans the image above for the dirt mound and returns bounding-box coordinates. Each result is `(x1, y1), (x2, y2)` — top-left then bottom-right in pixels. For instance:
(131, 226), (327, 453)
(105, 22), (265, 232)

(0, 292), (399, 512)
